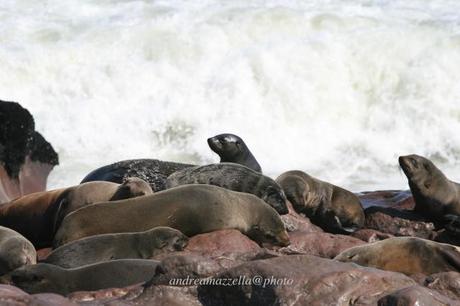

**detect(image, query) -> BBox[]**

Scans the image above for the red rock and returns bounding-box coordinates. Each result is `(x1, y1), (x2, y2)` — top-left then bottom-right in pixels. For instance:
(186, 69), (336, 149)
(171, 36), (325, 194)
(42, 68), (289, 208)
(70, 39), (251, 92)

(352, 229), (394, 242)
(378, 285), (460, 306)
(278, 231), (365, 258)
(281, 201), (323, 233)
(132, 285), (200, 306)
(37, 248), (52, 262)
(68, 283), (144, 305)
(197, 255), (416, 305)
(424, 271), (460, 301)
(184, 229), (261, 257)
(364, 206), (435, 238)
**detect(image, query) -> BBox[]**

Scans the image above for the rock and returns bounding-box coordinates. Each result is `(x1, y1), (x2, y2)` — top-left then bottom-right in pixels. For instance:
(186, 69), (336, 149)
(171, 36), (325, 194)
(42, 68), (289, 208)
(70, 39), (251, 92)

(0, 285), (76, 306)
(278, 231), (365, 258)
(358, 190), (415, 210)
(132, 285), (201, 306)
(197, 254), (416, 305)
(351, 229), (394, 242)
(184, 230), (261, 257)
(378, 285), (460, 306)
(0, 100), (59, 203)
(424, 271), (460, 301)
(281, 201), (323, 233)
(68, 284), (144, 305)
(149, 253), (225, 286)
(364, 206), (435, 238)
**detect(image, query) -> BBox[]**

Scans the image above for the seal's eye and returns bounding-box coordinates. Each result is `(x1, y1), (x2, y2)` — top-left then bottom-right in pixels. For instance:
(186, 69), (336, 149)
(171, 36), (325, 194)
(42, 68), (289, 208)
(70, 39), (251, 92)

(410, 158), (418, 167)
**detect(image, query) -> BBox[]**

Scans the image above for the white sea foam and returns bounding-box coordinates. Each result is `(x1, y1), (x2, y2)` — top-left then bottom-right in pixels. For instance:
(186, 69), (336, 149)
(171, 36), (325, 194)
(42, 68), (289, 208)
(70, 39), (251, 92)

(1, 0), (460, 191)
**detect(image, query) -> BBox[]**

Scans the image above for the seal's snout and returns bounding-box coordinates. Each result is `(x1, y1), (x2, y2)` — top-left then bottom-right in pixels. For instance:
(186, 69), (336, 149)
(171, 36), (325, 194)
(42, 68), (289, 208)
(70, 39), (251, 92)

(277, 231), (290, 247)
(173, 237), (189, 251)
(207, 137), (221, 151)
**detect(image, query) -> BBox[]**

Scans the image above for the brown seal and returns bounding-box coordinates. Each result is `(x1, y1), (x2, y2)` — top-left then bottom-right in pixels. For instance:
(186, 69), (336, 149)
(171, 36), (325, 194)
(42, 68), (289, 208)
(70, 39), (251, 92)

(275, 170), (365, 233)
(399, 154), (460, 221)
(2, 259), (159, 295)
(0, 179), (152, 248)
(53, 184), (290, 248)
(0, 226), (36, 275)
(165, 163), (288, 214)
(334, 237), (460, 275)
(45, 227), (188, 268)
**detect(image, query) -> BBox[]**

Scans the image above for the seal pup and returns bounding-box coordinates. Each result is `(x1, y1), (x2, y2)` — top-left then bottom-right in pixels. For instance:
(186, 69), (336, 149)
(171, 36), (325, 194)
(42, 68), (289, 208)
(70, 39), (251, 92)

(3, 259), (159, 295)
(276, 170), (365, 233)
(53, 184), (290, 248)
(399, 154), (460, 221)
(44, 227), (188, 268)
(165, 163), (288, 214)
(0, 179), (152, 248)
(0, 226), (36, 275)
(207, 133), (261, 172)
(334, 237), (460, 275)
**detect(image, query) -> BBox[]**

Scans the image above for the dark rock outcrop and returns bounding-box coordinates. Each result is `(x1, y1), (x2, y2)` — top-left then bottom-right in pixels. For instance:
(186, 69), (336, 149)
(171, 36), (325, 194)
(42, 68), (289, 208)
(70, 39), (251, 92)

(0, 100), (59, 203)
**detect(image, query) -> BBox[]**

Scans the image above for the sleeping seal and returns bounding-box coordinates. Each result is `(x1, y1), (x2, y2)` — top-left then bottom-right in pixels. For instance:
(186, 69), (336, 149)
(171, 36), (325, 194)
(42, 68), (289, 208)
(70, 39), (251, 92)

(3, 259), (159, 295)
(45, 227), (187, 268)
(53, 184), (290, 248)
(165, 163), (288, 214)
(0, 179), (152, 248)
(0, 226), (36, 275)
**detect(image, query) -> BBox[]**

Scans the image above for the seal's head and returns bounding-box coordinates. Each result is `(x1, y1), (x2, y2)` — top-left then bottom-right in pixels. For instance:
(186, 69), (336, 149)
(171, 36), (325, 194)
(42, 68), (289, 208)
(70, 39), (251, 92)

(247, 208), (290, 247)
(6, 264), (65, 295)
(0, 238), (36, 275)
(111, 177), (153, 200)
(207, 134), (247, 160)
(399, 154), (444, 193)
(148, 227), (189, 252)
(262, 186), (289, 215)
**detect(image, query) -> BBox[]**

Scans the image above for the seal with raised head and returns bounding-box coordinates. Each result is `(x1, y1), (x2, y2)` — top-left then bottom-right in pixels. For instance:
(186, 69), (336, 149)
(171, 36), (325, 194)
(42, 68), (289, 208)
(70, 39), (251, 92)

(3, 259), (159, 295)
(0, 179), (152, 248)
(53, 184), (290, 248)
(275, 170), (365, 234)
(165, 163), (288, 215)
(0, 226), (36, 275)
(45, 227), (188, 268)
(399, 154), (460, 221)
(334, 237), (460, 275)
(207, 133), (261, 172)
(80, 133), (260, 191)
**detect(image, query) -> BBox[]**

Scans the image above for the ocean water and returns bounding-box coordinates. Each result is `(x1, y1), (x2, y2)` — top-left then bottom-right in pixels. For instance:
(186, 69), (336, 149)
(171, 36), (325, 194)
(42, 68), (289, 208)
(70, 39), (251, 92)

(1, 0), (460, 192)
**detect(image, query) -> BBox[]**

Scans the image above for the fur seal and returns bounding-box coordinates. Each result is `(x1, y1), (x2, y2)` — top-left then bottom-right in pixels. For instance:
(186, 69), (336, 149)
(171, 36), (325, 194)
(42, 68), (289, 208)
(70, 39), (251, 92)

(0, 226), (36, 275)
(53, 184), (290, 248)
(334, 237), (460, 275)
(44, 227), (188, 268)
(0, 179), (152, 248)
(275, 170), (365, 233)
(3, 259), (159, 295)
(80, 133), (260, 191)
(207, 133), (261, 172)
(165, 163), (288, 215)
(399, 154), (460, 221)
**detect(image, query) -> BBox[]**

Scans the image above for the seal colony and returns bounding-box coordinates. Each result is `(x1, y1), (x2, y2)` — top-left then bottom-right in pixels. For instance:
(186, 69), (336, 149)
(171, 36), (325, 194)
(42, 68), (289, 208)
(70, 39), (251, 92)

(1, 129), (460, 303)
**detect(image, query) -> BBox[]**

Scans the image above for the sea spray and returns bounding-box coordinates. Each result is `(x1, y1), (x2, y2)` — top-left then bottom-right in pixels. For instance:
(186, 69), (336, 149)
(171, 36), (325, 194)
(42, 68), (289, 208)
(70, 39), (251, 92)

(1, 0), (460, 191)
